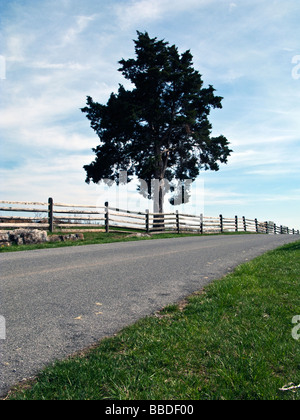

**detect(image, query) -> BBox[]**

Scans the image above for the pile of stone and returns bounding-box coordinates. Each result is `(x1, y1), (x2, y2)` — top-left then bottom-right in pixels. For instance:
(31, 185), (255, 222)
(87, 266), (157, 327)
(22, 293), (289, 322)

(0, 229), (84, 247)
(47, 233), (84, 243)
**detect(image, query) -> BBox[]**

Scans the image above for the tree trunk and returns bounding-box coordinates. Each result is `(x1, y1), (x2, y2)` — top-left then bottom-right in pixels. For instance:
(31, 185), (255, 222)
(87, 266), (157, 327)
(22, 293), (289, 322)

(153, 178), (165, 230)
(152, 151), (168, 229)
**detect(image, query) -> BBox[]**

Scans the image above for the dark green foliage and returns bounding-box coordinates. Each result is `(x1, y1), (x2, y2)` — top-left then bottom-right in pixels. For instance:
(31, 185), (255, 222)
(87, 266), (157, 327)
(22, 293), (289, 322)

(82, 32), (232, 209)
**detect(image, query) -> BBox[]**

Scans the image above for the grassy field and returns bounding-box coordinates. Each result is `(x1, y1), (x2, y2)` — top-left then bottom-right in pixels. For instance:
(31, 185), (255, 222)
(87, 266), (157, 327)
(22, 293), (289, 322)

(5, 240), (300, 400)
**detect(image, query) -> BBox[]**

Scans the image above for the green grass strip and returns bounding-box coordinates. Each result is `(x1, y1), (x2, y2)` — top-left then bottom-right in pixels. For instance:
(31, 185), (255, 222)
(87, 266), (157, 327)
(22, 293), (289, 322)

(0, 230), (254, 253)
(6, 241), (300, 400)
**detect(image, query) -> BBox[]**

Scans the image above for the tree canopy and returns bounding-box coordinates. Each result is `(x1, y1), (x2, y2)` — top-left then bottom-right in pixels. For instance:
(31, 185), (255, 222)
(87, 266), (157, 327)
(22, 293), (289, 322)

(82, 31), (232, 212)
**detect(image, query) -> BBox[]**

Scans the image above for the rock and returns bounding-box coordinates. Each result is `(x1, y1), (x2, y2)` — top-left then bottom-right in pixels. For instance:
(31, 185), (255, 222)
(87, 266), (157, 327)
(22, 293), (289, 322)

(47, 233), (84, 243)
(0, 232), (9, 242)
(0, 229), (84, 246)
(0, 241), (10, 248)
(15, 236), (24, 245)
(0, 232), (10, 247)
(47, 235), (61, 243)
(8, 229), (48, 245)
(126, 232), (151, 238)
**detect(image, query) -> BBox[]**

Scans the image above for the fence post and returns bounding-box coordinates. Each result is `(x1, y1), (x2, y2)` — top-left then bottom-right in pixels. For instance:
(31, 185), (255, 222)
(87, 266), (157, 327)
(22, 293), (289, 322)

(235, 216), (238, 232)
(48, 197), (53, 233)
(274, 224), (277, 235)
(220, 214), (223, 233)
(176, 210), (180, 234)
(105, 202), (109, 233)
(145, 209), (149, 233)
(265, 221), (268, 234)
(200, 213), (203, 234)
(243, 216), (246, 232)
(255, 218), (258, 233)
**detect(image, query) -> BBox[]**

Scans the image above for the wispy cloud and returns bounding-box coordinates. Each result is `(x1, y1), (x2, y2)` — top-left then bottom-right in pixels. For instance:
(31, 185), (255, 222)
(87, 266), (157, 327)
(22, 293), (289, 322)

(31, 61), (89, 70)
(114, 0), (216, 28)
(60, 14), (97, 46)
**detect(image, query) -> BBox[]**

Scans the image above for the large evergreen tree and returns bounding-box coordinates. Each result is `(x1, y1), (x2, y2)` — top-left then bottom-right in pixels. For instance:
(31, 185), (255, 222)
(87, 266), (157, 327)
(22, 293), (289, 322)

(82, 31), (232, 212)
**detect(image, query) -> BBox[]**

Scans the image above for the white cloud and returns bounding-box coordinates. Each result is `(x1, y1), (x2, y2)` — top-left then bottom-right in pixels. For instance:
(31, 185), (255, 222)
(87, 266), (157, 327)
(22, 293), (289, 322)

(0, 92), (81, 131)
(61, 14), (96, 46)
(20, 126), (96, 152)
(204, 188), (248, 206)
(229, 2), (237, 11)
(114, 0), (215, 28)
(246, 167), (300, 176)
(6, 35), (29, 62)
(31, 61), (89, 71)
(1, 0), (300, 229)
(0, 162), (98, 204)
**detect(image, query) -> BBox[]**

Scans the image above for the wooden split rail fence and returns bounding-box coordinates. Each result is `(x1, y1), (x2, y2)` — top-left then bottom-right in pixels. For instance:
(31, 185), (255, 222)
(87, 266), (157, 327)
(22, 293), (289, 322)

(0, 199), (299, 235)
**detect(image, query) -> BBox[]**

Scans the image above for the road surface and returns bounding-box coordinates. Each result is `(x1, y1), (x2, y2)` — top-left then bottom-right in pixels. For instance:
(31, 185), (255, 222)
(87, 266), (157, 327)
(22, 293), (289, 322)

(0, 234), (299, 397)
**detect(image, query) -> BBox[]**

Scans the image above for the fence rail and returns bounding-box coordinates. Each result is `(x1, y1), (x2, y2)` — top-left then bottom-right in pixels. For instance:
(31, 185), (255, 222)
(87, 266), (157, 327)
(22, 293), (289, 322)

(0, 198), (299, 236)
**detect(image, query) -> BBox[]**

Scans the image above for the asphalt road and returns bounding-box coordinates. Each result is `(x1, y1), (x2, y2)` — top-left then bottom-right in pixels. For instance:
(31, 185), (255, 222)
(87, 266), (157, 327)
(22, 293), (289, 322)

(0, 234), (299, 397)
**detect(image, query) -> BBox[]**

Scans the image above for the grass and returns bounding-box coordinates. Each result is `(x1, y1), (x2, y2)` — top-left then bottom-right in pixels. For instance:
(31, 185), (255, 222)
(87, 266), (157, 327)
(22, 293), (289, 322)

(0, 230), (197, 253)
(0, 229), (255, 253)
(5, 240), (300, 400)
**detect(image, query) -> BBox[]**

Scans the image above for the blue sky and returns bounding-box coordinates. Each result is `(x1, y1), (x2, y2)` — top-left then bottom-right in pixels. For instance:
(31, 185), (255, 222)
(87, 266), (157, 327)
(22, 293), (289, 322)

(0, 0), (300, 229)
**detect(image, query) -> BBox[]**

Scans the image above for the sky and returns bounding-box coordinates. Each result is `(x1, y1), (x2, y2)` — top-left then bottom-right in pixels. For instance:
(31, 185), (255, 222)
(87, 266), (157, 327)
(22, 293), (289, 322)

(0, 0), (300, 229)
